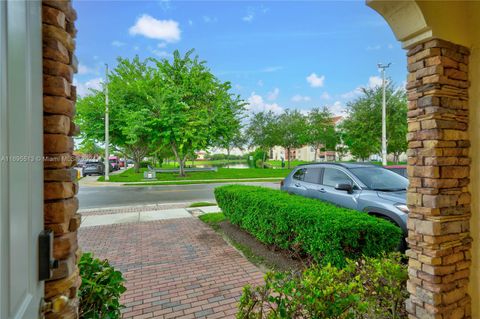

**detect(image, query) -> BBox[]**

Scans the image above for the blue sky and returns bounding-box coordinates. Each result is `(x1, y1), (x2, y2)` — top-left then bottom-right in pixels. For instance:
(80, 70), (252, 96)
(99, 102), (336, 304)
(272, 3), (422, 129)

(73, 0), (406, 116)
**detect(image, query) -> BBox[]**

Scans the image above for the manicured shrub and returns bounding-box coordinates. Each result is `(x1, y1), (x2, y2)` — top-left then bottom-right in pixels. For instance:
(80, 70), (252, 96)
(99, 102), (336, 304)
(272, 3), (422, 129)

(237, 253), (408, 319)
(140, 161), (152, 168)
(78, 252), (127, 319)
(214, 185), (402, 267)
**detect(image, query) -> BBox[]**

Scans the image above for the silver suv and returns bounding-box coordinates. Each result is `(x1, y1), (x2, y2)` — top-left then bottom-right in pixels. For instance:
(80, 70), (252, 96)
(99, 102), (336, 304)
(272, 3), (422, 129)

(281, 163), (409, 235)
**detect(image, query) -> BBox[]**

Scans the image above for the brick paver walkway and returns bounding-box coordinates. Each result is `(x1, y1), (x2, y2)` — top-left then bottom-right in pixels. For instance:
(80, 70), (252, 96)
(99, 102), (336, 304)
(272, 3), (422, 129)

(79, 213), (264, 319)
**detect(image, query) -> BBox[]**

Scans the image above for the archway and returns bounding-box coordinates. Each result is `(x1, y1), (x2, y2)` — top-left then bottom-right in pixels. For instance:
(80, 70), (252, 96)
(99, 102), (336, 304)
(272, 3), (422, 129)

(369, 1), (480, 318)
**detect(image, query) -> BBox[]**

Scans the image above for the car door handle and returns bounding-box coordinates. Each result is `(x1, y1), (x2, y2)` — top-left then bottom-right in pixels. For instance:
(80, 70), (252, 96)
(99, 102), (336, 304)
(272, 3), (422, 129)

(317, 188), (326, 193)
(294, 183), (301, 187)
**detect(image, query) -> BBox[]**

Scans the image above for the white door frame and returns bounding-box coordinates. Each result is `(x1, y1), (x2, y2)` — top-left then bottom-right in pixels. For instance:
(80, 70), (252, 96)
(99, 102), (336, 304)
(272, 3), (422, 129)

(0, 0), (44, 318)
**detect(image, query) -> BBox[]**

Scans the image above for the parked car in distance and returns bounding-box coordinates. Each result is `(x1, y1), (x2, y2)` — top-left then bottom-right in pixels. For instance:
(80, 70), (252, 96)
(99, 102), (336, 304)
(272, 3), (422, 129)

(385, 165), (407, 178)
(82, 161), (105, 176)
(76, 159), (86, 168)
(109, 156), (120, 171)
(281, 163), (409, 245)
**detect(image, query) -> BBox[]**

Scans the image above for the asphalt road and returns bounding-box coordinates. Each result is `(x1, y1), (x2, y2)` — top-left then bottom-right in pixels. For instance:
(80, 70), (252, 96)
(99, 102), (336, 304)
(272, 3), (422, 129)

(78, 181), (280, 209)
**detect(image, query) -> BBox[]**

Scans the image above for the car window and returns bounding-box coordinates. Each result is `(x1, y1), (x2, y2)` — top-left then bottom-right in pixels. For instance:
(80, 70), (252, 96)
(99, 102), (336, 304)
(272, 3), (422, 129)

(350, 167), (408, 191)
(322, 168), (353, 187)
(293, 168), (306, 181)
(304, 167), (322, 184)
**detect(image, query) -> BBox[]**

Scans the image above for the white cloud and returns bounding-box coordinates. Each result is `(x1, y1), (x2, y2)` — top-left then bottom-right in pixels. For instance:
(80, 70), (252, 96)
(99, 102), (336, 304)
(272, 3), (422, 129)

(340, 75), (384, 101)
(129, 14), (181, 42)
(320, 92), (331, 100)
(341, 87), (363, 100)
(246, 92), (283, 114)
(306, 73), (325, 88)
(75, 77), (103, 97)
(152, 50), (172, 58)
(112, 40), (126, 47)
(291, 94), (311, 102)
(262, 66), (283, 73)
(134, 46), (140, 51)
(267, 88), (280, 101)
(329, 101), (346, 116)
(242, 14), (254, 22)
(387, 43), (394, 49)
(368, 75), (383, 88)
(257, 80), (264, 87)
(78, 63), (95, 75)
(157, 42), (168, 48)
(188, 19), (194, 26)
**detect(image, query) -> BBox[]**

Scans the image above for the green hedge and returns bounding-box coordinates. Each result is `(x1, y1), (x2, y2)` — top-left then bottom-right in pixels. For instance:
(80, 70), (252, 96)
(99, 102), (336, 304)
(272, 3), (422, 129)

(214, 185), (402, 267)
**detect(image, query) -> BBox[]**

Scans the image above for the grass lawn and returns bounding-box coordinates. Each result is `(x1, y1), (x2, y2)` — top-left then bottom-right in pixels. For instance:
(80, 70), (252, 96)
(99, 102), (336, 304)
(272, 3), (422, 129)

(199, 212), (226, 226)
(268, 159), (407, 168)
(189, 202), (217, 207)
(152, 159), (247, 168)
(268, 160), (309, 168)
(99, 167), (291, 183)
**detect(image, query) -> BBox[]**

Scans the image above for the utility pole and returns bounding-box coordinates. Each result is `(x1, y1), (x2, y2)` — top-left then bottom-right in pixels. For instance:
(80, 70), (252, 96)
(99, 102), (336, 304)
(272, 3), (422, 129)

(104, 64), (110, 181)
(377, 63), (391, 166)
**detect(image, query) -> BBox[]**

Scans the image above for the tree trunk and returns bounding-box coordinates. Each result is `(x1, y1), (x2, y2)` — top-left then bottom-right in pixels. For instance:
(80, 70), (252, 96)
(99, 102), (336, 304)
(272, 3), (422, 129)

(226, 148), (231, 168)
(134, 159), (140, 173)
(287, 147), (291, 169)
(171, 144), (186, 177)
(262, 150), (266, 168)
(179, 155), (188, 177)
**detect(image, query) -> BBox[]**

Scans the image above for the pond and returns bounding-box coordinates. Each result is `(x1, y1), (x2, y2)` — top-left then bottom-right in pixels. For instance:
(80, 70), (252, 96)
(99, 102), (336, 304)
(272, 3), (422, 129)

(195, 163), (251, 169)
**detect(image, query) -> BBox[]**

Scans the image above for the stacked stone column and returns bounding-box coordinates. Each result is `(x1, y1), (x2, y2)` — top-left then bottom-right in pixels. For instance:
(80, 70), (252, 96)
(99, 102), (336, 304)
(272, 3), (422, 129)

(405, 39), (472, 318)
(42, 1), (81, 318)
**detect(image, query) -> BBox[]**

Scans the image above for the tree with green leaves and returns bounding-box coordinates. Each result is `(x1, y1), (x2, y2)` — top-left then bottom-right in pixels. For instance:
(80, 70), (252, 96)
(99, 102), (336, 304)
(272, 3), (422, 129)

(77, 51), (243, 176)
(307, 107), (339, 162)
(340, 81), (407, 162)
(246, 111), (279, 167)
(276, 109), (308, 169)
(76, 139), (104, 158)
(146, 50), (244, 176)
(76, 57), (154, 173)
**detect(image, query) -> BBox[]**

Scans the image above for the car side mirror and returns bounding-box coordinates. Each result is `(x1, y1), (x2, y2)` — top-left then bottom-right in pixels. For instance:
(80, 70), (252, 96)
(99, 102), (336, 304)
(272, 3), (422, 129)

(335, 183), (353, 194)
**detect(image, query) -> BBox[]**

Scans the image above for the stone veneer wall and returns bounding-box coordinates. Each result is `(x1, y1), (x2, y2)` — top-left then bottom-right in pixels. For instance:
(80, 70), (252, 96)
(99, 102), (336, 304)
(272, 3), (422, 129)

(42, 0), (81, 318)
(405, 38), (472, 318)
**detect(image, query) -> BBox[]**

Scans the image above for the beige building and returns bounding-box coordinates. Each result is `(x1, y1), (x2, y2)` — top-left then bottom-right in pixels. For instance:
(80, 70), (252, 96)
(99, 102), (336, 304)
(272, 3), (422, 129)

(271, 145), (336, 162)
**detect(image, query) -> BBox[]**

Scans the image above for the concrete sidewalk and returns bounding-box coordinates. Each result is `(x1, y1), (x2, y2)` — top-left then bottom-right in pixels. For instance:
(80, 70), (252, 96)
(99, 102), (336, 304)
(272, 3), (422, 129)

(80, 205), (221, 227)
(78, 205), (263, 319)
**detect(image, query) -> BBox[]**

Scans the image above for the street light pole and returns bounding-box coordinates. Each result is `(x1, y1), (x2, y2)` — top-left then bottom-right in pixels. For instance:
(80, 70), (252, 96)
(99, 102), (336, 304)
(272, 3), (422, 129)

(104, 64), (110, 181)
(377, 63), (391, 166)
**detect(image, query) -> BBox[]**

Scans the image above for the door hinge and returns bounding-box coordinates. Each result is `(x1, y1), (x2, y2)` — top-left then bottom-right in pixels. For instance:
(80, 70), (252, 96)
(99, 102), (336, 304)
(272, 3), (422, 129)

(38, 230), (58, 281)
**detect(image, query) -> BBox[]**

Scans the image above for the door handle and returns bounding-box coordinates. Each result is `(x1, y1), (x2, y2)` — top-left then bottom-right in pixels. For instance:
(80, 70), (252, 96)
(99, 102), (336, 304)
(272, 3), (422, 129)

(317, 188), (326, 193)
(39, 230), (59, 281)
(294, 183), (301, 187)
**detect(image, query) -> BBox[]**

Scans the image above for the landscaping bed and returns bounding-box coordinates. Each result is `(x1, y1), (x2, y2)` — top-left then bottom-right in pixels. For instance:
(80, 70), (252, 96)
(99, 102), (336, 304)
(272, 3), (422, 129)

(215, 185), (403, 267)
(200, 213), (304, 272)
(207, 186), (407, 319)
